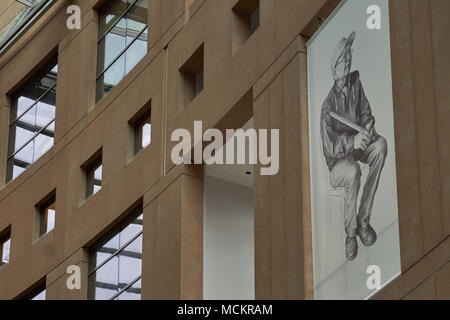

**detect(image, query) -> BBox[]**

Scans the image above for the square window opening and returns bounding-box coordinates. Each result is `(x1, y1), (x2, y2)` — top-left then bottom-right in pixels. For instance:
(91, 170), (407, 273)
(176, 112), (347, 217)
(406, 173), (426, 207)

(180, 44), (204, 106)
(0, 227), (11, 267)
(232, 0), (260, 55)
(36, 191), (56, 239)
(129, 103), (152, 155)
(82, 151), (103, 199)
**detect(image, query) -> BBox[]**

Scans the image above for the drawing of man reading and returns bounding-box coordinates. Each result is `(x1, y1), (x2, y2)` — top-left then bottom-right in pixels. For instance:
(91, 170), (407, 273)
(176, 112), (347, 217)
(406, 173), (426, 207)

(320, 31), (388, 261)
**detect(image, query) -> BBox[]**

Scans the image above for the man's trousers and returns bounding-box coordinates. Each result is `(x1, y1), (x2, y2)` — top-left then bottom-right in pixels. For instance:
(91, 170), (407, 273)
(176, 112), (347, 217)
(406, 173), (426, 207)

(329, 136), (388, 237)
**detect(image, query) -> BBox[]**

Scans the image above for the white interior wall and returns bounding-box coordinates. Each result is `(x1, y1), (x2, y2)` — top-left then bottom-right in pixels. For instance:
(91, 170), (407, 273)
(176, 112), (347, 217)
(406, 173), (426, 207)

(203, 174), (254, 300)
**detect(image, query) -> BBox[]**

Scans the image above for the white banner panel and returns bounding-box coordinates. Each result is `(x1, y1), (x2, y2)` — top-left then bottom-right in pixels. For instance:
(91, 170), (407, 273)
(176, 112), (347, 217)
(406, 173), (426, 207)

(307, 0), (401, 300)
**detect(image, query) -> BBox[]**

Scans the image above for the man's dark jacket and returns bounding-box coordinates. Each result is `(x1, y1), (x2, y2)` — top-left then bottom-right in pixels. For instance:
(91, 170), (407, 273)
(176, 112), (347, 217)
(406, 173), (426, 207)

(320, 71), (375, 170)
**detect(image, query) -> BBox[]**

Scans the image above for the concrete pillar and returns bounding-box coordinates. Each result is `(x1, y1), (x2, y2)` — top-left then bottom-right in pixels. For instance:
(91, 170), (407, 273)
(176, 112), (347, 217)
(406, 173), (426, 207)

(142, 165), (203, 299)
(253, 36), (313, 300)
(46, 249), (89, 300)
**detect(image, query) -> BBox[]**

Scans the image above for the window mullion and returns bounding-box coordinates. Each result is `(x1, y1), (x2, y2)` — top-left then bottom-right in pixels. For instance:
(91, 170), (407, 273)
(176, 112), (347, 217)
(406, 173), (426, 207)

(97, 0), (141, 42)
(123, 5), (129, 83)
(9, 82), (57, 126)
(96, 25), (147, 80)
(109, 275), (142, 301)
(8, 118), (55, 161)
(88, 230), (143, 277)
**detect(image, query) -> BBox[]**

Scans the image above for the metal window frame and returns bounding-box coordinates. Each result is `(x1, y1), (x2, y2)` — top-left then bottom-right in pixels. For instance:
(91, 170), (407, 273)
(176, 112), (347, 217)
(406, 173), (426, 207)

(87, 209), (144, 300)
(97, 0), (141, 42)
(7, 57), (58, 183)
(109, 275), (142, 300)
(96, 26), (148, 81)
(88, 230), (143, 277)
(17, 0), (40, 7)
(88, 230), (143, 300)
(9, 82), (56, 126)
(96, 0), (148, 101)
(7, 118), (55, 161)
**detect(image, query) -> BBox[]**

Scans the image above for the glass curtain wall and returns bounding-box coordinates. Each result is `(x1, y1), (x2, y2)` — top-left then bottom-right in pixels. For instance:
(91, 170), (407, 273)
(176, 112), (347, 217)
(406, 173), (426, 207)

(96, 0), (148, 101)
(6, 56), (57, 183)
(88, 210), (143, 300)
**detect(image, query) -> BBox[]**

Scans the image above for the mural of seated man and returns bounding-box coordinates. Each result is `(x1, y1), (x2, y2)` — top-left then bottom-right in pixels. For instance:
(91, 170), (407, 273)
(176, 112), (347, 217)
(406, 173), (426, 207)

(320, 31), (388, 261)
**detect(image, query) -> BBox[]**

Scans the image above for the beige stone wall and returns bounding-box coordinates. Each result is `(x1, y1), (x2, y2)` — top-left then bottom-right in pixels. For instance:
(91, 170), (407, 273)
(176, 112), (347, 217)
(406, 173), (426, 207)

(373, 0), (450, 300)
(0, 0), (447, 300)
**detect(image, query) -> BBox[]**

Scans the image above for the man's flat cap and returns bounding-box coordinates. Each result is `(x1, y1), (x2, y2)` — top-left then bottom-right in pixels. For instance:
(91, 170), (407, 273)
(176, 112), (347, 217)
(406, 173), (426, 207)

(331, 31), (356, 70)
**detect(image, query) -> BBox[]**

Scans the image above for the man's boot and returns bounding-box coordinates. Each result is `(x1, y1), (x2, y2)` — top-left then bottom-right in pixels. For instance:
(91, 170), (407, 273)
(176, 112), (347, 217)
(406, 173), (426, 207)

(346, 236), (358, 261)
(357, 224), (377, 247)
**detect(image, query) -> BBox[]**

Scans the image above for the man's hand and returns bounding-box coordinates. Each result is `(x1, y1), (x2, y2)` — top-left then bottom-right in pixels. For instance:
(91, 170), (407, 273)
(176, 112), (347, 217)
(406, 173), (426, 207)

(365, 119), (378, 142)
(365, 119), (375, 131)
(354, 129), (371, 151)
